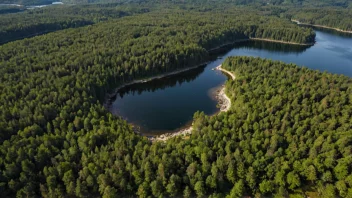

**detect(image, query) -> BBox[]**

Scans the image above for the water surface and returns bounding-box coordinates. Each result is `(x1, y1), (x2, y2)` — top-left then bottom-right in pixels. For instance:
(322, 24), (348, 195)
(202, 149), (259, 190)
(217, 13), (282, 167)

(109, 29), (352, 135)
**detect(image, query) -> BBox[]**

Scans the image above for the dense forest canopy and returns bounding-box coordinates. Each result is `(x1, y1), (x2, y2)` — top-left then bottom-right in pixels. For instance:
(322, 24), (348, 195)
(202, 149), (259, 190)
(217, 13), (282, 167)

(60, 0), (352, 7)
(60, 0), (351, 8)
(0, 4), (150, 44)
(1, 0), (352, 6)
(1, 0), (351, 43)
(0, 0), (351, 197)
(289, 8), (352, 31)
(1, 2), (323, 44)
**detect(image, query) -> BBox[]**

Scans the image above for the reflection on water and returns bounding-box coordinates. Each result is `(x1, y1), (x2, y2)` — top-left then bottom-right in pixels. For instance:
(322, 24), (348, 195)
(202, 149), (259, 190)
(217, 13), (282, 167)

(301, 25), (352, 39)
(116, 66), (205, 100)
(0, 4), (22, 6)
(238, 40), (310, 54)
(109, 29), (352, 135)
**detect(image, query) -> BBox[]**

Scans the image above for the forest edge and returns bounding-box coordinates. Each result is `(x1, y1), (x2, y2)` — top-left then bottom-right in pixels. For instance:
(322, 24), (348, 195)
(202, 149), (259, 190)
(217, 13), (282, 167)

(292, 19), (352, 34)
(104, 36), (315, 141)
(150, 65), (235, 142)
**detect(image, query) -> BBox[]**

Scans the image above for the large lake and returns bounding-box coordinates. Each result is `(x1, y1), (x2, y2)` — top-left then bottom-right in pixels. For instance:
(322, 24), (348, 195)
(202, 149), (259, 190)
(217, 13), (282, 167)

(109, 29), (352, 135)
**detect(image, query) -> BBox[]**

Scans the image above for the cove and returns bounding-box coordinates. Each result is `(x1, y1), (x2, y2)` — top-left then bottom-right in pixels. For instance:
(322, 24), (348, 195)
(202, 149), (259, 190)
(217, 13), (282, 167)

(108, 29), (352, 136)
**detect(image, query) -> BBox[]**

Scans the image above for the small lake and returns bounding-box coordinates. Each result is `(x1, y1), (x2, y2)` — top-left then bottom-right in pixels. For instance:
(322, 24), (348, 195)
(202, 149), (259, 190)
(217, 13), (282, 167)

(0, 2), (63, 8)
(109, 29), (352, 135)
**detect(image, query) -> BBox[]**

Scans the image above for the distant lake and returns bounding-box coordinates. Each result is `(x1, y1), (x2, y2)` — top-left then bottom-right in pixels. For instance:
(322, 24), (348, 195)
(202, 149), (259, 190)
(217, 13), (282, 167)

(108, 29), (352, 135)
(27, 2), (63, 9)
(0, 2), (63, 8)
(0, 4), (21, 6)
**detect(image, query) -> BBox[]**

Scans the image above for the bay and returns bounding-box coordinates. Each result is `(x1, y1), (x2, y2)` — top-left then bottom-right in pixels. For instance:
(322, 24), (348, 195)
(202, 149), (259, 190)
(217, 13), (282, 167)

(109, 29), (352, 135)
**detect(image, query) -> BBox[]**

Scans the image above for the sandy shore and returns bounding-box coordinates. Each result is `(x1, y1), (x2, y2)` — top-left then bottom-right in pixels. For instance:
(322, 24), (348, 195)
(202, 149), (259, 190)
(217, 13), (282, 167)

(215, 65), (235, 112)
(150, 126), (193, 142)
(216, 65), (236, 80)
(292, 19), (352, 34)
(151, 65), (235, 142)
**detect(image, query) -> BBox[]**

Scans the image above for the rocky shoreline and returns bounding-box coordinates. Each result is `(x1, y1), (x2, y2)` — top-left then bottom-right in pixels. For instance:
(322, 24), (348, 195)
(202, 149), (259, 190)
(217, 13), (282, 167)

(216, 85), (231, 112)
(150, 126), (193, 142)
(151, 65), (235, 142)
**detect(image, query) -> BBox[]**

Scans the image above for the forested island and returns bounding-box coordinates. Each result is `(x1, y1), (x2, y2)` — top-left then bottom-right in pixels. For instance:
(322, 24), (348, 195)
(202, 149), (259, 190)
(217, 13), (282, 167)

(0, 0), (352, 197)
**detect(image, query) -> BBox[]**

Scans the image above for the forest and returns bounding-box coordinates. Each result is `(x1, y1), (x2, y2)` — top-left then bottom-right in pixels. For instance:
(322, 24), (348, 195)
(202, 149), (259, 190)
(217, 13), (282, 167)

(0, 0), (351, 197)
(0, 4), (150, 44)
(59, 0), (352, 7)
(1, 0), (351, 44)
(290, 8), (352, 31)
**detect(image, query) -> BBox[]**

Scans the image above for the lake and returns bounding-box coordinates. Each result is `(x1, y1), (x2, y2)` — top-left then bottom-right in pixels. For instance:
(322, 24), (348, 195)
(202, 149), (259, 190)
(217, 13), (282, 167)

(108, 29), (352, 135)
(0, 2), (63, 8)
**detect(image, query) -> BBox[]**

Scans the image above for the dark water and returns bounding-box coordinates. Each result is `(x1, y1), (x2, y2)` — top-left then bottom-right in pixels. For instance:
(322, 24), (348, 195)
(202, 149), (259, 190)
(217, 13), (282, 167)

(229, 30), (352, 77)
(0, 2), (63, 8)
(110, 63), (227, 135)
(109, 29), (352, 135)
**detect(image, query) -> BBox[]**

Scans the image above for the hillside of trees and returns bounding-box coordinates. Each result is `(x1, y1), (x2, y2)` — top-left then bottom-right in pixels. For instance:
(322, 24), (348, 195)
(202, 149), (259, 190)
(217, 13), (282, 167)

(0, 4), (150, 44)
(1, 0), (350, 44)
(60, 0), (352, 7)
(1, 2), (322, 44)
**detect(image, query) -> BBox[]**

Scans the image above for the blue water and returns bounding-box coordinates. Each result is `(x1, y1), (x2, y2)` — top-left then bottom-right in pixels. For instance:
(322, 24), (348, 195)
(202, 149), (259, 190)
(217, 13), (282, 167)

(229, 30), (352, 77)
(109, 29), (352, 135)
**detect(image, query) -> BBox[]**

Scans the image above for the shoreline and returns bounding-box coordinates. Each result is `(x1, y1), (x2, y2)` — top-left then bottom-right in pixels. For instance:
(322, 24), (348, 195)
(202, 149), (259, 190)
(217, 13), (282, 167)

(151, 65), (235, 142)
(105, 36), (311, 108)
(207, 37), (312, 51)
(250, 37), (314, 46)
(104, 39), (245, 109)
(292, 19), (352, 34)
(216, 65), (236, 80)
(150, 125), (193, 142)
(104, 62), (209, 109)
(106, 37), (311, 141)
(207, 39), (250, 52)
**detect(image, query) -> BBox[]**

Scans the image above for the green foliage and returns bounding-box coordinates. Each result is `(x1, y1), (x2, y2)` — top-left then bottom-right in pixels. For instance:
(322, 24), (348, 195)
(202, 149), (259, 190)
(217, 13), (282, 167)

(221, 56), (352, 196)
(59, 0), (352, 8)
(0, 1), (350, 197)
(291, 8), (352, 31)
(0, 4), (150, 44)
